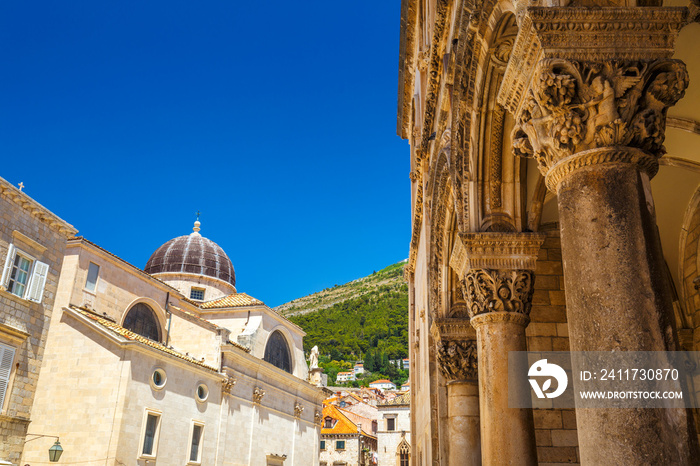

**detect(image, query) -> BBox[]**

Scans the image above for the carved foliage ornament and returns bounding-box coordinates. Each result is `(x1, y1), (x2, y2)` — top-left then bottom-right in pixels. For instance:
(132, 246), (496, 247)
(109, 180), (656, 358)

(253, 386), (265, 405)
(294, 402), (304, 419)
(222, 376), (237, 395)
(462, 269), (535, 318)
(437, 339), (478, 381)
(315, 410), (323, 426)
(512, 59), (688, 178)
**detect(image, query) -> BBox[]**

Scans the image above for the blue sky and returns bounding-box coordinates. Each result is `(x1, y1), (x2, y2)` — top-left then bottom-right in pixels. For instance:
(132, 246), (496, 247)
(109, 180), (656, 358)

(0, 1), (410, 306)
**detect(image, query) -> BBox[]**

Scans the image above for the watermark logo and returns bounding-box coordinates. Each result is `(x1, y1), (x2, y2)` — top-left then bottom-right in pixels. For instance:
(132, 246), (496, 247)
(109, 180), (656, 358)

(528, 359), (568, 399)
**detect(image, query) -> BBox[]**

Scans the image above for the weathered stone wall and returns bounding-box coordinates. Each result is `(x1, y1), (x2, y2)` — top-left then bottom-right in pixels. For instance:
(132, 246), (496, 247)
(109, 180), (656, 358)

(0, 181), (74, 463)
(376, 405), (411, 466)
(320, 435), (361, 466)
(528, 226), (580, 465)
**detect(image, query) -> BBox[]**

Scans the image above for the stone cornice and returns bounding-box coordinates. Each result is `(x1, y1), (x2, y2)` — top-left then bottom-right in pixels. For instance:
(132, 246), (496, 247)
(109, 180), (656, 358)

(398, 0), (418, 138)
(0, 176), (77, 238)
(418, 0), (452, 160)
(450, 232), (545, 277)
(499, 7), (687, 114)
(406, 162), (424, 275)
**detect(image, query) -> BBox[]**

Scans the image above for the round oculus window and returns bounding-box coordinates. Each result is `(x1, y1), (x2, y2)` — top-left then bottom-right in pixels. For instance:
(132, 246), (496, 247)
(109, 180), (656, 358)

(151, 368), (167, 390)
(196, 383), (209, 402)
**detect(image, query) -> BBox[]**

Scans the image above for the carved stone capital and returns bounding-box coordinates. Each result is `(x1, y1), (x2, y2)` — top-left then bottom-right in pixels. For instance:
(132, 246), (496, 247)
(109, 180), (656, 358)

(500, 7), (687, 113)
(222, 375), (237, 395)
(294, 402), (305, 419)
(437, 339), (478, 381)
(253, 387), (265, 405)
(315, 410), (323, 426)
(462, 269), (535, 319)
(511, 58), (688, 190)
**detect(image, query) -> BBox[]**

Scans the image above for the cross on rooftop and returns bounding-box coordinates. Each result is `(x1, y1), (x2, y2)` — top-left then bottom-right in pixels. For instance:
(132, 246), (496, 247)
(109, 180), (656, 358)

(18, 182), (24, 191)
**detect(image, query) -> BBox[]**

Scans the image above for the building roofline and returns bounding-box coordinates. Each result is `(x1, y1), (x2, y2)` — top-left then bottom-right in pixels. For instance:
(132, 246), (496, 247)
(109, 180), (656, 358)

(0, 176), (77, 238)
(65, 306), (221, 373)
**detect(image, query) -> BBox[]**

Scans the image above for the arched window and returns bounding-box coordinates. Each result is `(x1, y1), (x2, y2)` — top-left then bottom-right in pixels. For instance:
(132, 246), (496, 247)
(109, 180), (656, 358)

(264, 330), (292, 373)
(397, 440), (410, 466)
(123, 303), (161, 342)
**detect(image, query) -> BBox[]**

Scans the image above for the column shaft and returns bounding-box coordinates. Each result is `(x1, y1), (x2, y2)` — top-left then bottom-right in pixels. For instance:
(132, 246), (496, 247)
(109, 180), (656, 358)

(472, 312), (537, 466)
(447, 381), (480, 466)
(558, 163), (698, 464)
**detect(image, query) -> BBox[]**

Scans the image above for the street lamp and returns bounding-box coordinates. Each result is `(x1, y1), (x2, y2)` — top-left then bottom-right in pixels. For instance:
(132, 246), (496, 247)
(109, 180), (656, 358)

(25, 434), (63, 462)
(48, 441), (63, 462)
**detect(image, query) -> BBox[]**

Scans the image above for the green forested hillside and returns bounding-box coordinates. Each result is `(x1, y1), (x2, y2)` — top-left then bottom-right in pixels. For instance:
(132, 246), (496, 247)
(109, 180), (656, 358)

(277, 261), (409, 386)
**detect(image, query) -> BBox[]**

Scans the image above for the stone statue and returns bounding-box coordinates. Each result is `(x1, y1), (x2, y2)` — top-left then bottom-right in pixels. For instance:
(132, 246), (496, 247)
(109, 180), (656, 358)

(309, 345), (319, 369)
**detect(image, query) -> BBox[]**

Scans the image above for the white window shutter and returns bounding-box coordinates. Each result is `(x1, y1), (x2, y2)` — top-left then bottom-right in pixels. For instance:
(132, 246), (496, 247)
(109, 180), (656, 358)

(1, 244), (15, 289)
(26, 260), (49, 303)
(0, 344), (15, 410)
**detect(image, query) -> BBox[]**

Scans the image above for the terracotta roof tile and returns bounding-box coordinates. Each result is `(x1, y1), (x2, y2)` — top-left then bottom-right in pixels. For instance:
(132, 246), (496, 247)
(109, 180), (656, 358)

(72, 306), (220, 371)
(379, 391), (410, 406)
(200, 293), (264, 309)
(321, 404), (375, 438)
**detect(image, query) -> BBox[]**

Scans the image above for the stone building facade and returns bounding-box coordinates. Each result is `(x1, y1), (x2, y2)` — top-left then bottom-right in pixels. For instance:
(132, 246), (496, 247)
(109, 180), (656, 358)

(376, 393), (411, 466)
(320, 403), (378, 466)
(0, 176), (76, 463)
(22, 223), (324, 465)
(398, 0), (700, 464)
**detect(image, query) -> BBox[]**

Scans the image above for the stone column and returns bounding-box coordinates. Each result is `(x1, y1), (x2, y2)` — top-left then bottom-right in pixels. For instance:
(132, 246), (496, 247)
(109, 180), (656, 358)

(434, 319), (480, 466)
(451, 233), (544, 466)
(501, 6), (700, 464)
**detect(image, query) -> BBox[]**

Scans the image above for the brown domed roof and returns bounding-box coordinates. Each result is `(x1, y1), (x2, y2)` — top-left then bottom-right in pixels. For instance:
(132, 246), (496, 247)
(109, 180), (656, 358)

(144, 223), (235, 286)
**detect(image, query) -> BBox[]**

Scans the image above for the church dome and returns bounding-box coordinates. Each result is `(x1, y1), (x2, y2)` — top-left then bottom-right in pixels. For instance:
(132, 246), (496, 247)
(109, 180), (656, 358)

(144, 221), (236, 287)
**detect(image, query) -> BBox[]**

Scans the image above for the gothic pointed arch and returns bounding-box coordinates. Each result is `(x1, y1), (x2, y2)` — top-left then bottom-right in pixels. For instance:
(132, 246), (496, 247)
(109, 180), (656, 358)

(396, 438), (411, 466)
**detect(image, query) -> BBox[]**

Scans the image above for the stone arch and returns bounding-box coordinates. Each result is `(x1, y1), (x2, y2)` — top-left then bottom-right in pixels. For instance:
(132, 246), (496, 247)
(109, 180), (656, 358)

(451, 5), (523, 233)
(474, 11), (520, 232)
(264, 329), (293, 374)
(428, 147), (458, 321)
(122, 300), (163, 342)
(678, 185), (700, 350)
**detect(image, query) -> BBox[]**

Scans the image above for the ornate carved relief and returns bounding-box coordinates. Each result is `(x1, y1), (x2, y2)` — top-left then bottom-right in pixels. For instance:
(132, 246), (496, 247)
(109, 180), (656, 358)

(499, 7), (687, 114)
(294, 402), (305, 419)
(253, 387), (265, 405)
(462, 269), (535, 318)
(450, 232), (545, 277)
(512, 59), (688, 189)
(437, 339), (478, 381)
(491, 38), (514, 68)
(314, 410), (322, 426)
(489, 104), (506, 210)
(222, 376), (237, 395)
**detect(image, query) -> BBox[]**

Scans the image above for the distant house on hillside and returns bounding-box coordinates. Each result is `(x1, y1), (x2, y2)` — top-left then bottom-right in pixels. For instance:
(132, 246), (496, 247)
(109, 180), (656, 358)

(369, 379), (396, 391)
(401, 381), (410, 391)
(354, 363), (364, 375)
(336, 371), (356, 383)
